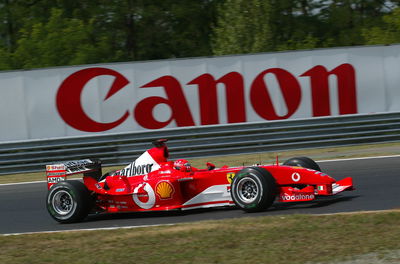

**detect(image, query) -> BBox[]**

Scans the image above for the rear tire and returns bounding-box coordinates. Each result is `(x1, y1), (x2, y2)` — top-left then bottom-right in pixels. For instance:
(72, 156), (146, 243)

(283, 157), (321, 171)
(46, 181), (93, 223)
(231, 167), (276, 212)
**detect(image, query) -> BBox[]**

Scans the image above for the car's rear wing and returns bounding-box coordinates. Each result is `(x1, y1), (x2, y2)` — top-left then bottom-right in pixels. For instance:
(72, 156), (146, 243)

(46, 159), (102, 190)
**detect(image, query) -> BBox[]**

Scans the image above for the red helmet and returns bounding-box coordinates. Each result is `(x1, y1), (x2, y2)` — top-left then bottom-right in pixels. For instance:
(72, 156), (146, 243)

(173, 159), (191, 172)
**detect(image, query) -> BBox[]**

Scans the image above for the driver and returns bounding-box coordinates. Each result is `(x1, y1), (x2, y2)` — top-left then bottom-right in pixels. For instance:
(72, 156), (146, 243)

(173, 159), (192, 172)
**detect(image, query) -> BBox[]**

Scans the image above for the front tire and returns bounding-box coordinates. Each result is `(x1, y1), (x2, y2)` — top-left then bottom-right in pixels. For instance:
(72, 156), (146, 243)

(231, 167), (276, 212)
(283, 156), (321, 171)
(46, 181), (93, 223)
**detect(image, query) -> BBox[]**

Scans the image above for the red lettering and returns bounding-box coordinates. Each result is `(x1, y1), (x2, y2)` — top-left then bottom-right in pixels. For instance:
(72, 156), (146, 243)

(134, 76), (195, 129)
(188, 72), (246, 125)
(56, 67), (130, 132)
(250, 68), (301, 120)
(57, 63), (358, 132)
(301, 63), (357, 116)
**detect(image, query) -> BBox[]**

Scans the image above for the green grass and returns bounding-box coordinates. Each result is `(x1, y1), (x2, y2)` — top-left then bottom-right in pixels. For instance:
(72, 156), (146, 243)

(1, 142), (400, 184)
(1, 211), (400, 264)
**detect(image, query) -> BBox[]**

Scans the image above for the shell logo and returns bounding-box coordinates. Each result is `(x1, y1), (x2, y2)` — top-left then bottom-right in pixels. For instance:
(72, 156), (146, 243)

(156, 181), (174, 199)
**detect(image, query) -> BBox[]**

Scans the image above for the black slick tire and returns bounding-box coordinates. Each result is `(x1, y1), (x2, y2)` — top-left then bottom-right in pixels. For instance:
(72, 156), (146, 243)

(46, 180), (93, 223)
(231, 167), (276, 212)
(283, 156), (321, 171)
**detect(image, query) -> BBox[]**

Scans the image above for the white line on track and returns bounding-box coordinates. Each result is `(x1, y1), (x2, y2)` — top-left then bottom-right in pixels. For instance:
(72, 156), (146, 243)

(0, 177), (81, 187)
(2, 223), (176, 236)
(0, 180), (46, 186)
(317, 154), (400, 163)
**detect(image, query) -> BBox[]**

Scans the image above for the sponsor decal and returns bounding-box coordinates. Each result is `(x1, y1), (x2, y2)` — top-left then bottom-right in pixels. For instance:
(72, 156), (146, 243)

(64, 159), (92, 167)
(47, 177), (65, 184)
(291, 172), (301, 182)
(57, 64), (357, 132)
(309, 169), (328, 176)
(120, 161), (153, 177)
(47, 160), (95, 174)
(46, 172), (66, 176)
(46, 164), (65, 171)
(177, 177), (193, 182)
(65, 160), (94, 173)
(226, 173), (236, 184)
(280, 194), (315, 201)
(120, 151), (159, 177)
(132, 183), (156, 209)
(107, 200), (129, 209)
(156, 181), (174, 199)
(116, 188), (125, 192)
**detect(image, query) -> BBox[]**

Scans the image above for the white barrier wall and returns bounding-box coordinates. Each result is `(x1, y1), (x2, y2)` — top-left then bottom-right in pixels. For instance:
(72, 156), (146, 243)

(1, 45), (400, 142)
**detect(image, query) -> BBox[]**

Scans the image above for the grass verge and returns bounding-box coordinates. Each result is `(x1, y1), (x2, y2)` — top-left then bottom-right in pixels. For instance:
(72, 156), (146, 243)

(1, 211), (400, 264)
(1, 142), (400, 184)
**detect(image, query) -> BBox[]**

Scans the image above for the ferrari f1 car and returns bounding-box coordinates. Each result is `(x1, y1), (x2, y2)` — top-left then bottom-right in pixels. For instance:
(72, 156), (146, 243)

(46, 139), (354, 223)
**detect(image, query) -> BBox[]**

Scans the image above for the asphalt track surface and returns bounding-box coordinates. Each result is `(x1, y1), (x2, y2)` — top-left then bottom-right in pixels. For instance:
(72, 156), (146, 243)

(1, 156), (399, 235)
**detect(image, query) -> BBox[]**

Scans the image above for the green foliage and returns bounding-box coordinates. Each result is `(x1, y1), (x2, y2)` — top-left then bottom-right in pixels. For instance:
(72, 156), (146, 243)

(275, 35), (319, 51)
(212, 0), (273, 55)
(212, 0), (400, 55)
(0, 0), (216, 70)
(12, 9), (96, 68)
(0, 47), (13, 70)
(1, 212), (400, 264)
(0, 1), (400, 70)
(363, 8), (400, 44)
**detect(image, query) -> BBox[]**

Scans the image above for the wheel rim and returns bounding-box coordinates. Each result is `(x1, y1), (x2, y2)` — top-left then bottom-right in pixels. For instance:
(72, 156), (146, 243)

(52, 190), (75, 215)
(236, 177), (258, 203)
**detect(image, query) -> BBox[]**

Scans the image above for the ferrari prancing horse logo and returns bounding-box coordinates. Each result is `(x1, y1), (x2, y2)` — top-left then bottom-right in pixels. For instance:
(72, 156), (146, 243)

(227, 173), (236, 184)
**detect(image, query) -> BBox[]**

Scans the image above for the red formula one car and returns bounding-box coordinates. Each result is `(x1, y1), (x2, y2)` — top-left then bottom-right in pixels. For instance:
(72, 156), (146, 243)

(46, 139), (354, 223)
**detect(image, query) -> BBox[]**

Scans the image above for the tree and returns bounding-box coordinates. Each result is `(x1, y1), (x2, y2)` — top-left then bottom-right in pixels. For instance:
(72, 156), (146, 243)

(0, 46), (13, 70)
(0, 0), (218, 70)
(363, 7), (400, 44)
(317, 0), (396, 47)
(1, 0), (400, 71)
(212, 0), (273, 55)
(12, 9), (99, 68)
(269, 0), (320, 50)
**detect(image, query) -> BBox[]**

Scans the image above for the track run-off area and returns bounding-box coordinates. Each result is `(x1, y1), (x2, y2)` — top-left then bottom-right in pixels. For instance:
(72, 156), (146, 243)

(1, 155), (399, 236)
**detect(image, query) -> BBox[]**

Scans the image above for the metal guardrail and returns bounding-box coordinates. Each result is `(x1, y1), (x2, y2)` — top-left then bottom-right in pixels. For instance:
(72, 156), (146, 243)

(1, 112), (400, 175)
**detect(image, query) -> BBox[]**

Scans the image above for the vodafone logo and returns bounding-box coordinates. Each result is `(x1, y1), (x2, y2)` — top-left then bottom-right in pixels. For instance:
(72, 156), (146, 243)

(132, 183), (156, 209)
(280, 194), (315, 201)
(291, 172), (301, 182)
(56, 64), (357, 132)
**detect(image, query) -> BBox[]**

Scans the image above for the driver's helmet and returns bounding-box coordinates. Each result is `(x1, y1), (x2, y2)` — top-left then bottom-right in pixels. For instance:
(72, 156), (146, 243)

(173, 159), (192, 172)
